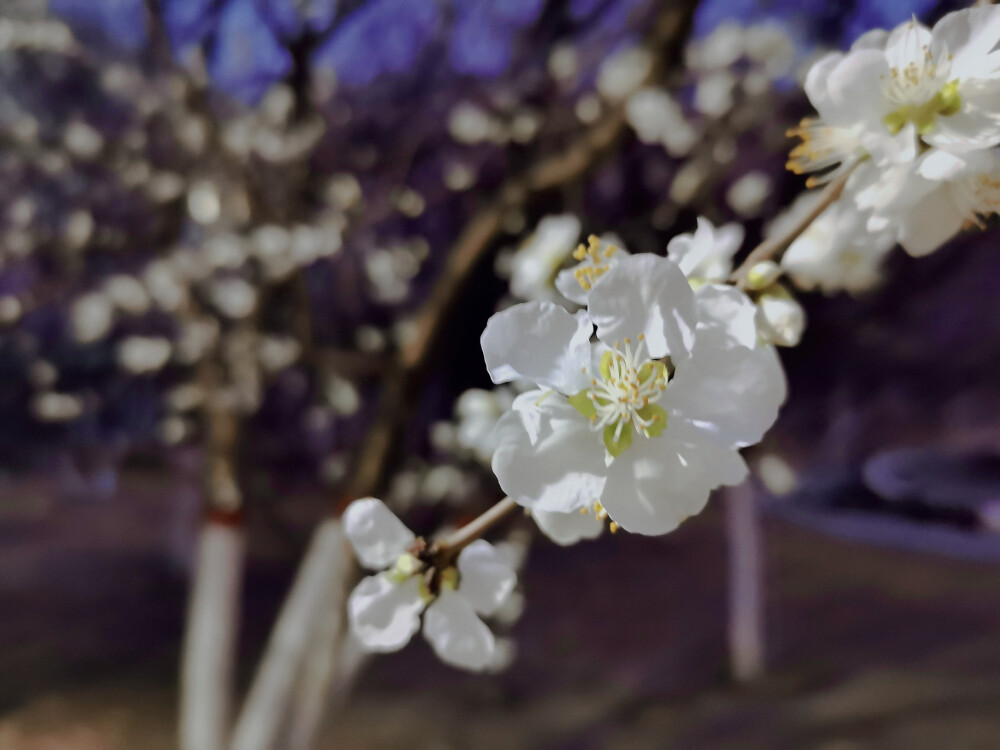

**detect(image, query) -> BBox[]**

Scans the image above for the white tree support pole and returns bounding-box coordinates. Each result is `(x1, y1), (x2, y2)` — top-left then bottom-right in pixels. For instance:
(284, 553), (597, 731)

(285, 543), (355, 750)
(180, 521), (246, 750)
(229, 519), (346, 750)
(724, 481), (766, 683)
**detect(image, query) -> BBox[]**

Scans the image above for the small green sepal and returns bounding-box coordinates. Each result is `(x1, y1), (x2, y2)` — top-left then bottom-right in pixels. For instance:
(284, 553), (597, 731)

(603, 422), (633, 457)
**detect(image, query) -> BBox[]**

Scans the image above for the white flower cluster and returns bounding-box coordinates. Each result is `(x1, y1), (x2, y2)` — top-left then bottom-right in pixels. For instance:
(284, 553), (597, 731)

(344, 498), (517, 672)
(482, 222), (787, 538)
(786, 6), (1000, 281)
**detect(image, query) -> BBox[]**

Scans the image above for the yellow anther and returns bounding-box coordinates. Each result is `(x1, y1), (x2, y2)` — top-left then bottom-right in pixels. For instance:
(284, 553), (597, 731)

(609, 522), (620, 534)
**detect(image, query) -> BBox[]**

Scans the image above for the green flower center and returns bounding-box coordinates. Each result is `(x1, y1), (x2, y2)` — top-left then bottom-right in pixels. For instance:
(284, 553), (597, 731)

(568, 335), (668, 457)
(883, 80), (961, 136)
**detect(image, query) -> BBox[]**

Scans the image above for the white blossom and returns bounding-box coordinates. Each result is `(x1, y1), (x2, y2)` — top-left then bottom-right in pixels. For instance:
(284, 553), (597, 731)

(483, 254), (785, 536)
(790, 9), (1000, 191)
(860, 148), (1000, 256)
(343, 498), (517, 672)
(532, 507), (604, 546)
(554, 234), (629, 305)
(777, 192), (895, 294)
(508, 215), (581, 302)
(666, 217), (744, 283)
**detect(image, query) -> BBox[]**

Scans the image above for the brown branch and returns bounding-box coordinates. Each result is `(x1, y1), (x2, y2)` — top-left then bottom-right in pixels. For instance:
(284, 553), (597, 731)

(729, 162), (859, 288)
(431, 496), (520, 564)
(339, 0), (700, 509)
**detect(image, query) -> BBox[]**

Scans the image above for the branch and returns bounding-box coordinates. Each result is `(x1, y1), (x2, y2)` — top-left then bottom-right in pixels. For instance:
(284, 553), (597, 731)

(342, 0), (700, 507)
(431, 496), (520, 564)
(729, 162), (859, 288)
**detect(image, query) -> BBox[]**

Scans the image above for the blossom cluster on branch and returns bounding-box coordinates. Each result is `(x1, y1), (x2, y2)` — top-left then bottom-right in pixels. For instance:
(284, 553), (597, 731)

(342, 4), (1000, 674)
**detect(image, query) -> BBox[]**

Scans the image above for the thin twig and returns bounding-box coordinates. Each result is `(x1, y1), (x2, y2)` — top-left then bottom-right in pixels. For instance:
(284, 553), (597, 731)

(432, 497), (520, 564)
(729, 162), (859, 288)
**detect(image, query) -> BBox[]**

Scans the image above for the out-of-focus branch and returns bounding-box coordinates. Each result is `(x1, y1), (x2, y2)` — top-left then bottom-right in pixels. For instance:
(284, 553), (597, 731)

(344, 0), (700, 508)
(729, 162), (858, 288)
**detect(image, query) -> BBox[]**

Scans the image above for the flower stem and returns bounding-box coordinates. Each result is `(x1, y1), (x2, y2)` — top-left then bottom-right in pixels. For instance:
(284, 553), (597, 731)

(433, 496), (520, 563)
(729, 161), (859, 288)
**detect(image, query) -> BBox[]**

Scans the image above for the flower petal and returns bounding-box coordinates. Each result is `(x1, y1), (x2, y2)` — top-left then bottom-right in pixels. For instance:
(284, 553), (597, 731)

(456, 539), (517, 616)
(666, 217), (743, 282)
(492, 396), (607, 513)
(600, 432), (747, 535)
(532, 507), (604, 545)
(932, 6), (1000, 80)
(694, 284), (758, 349)
(343, 497), (415, 570)
(665, 326), (786, 448)
(481, 301), (593, 393)
(423, 588), (496, 671)
(896, 188), (965, 257)
(587, 254), (696, 359)
(348, 574), (426, 652)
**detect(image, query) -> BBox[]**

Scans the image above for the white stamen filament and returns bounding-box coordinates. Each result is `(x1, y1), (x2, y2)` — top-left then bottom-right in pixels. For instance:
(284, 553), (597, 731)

(586, 335), (667, 438)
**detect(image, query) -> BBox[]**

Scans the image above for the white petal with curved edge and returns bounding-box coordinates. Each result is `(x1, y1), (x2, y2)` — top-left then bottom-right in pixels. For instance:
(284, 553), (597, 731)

(423, 589), (496, 671)
(600, 432), (747, 535)
(932, 6), (1000, 80)
(925, 96), (1000, 154)
(826, 48), (891, 126)
(694, 284), (758, 349)
(348, 574), (426, 652)
(665, 326), (786, 448)
(917, 150), (976, 182)
(587, 254), (696, 359)
(554, 266), (589, 305)
(851, 28), (888, 51)
(884, 18), (933, 75)
(803, 52), (843, 120)
(532, 507), (604, 545)
(456, 539), (517, 616)
(481, 301), (593, 393)
(554, 240), (630, 306)
(896, 188), (965, 257)
(343, 497), (416, 570)
(492, 400), (607, 514)
(666, 217), (743, 282)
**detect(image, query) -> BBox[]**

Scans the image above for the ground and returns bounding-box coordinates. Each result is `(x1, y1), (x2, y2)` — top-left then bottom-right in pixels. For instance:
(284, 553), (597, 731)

(2, 469), (1000, 748)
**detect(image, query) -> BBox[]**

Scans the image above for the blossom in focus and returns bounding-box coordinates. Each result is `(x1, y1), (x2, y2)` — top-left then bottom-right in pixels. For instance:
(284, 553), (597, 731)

(344, 498), (516, 671)
(554, 233), (629, 305)
(667, 217), (804, 348)
(789, 8), (1000, 185)
(532, 506), (604, 546)
(482, 253), (786, 536)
